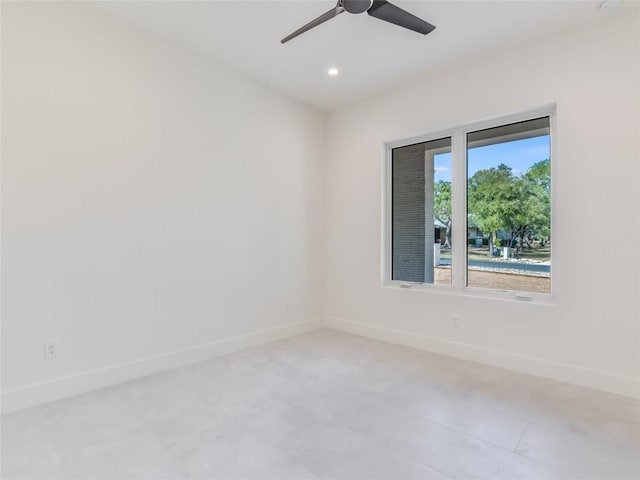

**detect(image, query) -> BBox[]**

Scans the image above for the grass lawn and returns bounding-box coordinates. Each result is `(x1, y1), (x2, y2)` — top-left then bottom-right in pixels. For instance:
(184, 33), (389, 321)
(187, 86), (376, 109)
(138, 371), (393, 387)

(440, 244), (551, 263)
(467, 244), (550, 262)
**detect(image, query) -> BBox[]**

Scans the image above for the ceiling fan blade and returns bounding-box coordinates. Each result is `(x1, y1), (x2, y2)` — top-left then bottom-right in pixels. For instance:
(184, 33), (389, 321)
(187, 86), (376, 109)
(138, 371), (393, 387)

(367, 0), (435, 35)
(281, 4), (344, 44)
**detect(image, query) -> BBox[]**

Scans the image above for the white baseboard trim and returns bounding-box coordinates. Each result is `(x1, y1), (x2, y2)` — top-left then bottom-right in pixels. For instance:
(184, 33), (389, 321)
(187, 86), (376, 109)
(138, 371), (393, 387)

(1, 318), (323, 414)
(324, 317), (640, 399)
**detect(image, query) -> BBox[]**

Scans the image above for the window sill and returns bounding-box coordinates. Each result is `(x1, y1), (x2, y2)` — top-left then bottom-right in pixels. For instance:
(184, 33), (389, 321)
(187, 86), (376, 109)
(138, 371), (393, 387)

(382, 281), (555, 306)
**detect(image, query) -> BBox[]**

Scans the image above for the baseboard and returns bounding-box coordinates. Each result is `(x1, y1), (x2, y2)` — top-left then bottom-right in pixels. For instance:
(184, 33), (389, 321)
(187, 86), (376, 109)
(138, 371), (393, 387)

(1, 318), (323, 414)
(324, 317), (640, 399)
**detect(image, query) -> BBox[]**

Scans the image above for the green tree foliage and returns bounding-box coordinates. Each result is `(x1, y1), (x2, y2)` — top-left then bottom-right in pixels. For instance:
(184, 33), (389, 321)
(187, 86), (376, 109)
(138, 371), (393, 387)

(434, 180), (452, 247)
(523, 159), (551, 242)
(468, 164), (517, 255)
(467, 160), (550, 255)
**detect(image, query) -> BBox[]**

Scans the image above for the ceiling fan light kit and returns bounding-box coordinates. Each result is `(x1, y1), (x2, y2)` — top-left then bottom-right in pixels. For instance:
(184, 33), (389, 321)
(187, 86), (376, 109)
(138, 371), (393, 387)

(281, 0), (436, 44)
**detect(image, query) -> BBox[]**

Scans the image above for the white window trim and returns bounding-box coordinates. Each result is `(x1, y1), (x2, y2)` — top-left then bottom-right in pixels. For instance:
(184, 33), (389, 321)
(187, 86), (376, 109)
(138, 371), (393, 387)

(381, 104), (557, 305)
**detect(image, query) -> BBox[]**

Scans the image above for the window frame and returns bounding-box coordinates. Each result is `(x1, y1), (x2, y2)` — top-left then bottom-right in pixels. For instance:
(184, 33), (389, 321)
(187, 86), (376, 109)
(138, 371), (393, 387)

(382, 104), (556, 304)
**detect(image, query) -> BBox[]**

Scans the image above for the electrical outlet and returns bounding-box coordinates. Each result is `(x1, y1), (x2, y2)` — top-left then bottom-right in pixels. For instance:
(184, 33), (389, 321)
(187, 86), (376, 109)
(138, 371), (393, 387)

(452, 314), (461, 328)
(44, 340), (59, 359)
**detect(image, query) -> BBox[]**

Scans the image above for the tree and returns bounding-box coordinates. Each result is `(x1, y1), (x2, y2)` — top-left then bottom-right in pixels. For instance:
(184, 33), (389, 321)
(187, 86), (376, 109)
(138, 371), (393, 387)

(509, 159), (551, 249)
(434, 180), (452, 247)
(467, 160), (551, 256)
(467, 164), (518, 256)
(522, 159), (551, 245)
(524, 158), (550, 191)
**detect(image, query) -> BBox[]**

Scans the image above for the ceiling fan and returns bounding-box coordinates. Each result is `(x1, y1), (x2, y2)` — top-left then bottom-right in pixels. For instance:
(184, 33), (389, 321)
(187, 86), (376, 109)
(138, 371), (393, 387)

(281, 0), (435, 44)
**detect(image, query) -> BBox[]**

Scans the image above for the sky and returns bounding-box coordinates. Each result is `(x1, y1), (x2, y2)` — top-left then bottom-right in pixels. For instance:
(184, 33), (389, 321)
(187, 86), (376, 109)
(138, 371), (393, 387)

(434, 135), (550, 182)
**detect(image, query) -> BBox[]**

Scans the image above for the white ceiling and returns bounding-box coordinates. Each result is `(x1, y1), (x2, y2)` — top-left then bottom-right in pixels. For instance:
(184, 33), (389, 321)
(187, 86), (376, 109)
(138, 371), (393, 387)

(90, 1), (628, 111)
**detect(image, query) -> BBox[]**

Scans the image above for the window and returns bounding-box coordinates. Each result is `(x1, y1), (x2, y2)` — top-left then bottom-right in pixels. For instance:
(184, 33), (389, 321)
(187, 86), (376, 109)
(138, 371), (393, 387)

(384, 107), (553, 301)
(467, 118), (551, 294)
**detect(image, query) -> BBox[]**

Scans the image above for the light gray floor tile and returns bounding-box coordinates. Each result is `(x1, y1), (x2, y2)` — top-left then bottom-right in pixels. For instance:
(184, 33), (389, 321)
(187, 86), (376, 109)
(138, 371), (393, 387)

(324, 448), (451, 480)
(288, 425), (383, 478)
(59, 430), (189, 479)
(42, 387), (146, 456)
(117, 370), (206, 425)
(1, 407), (65, 479)
(2, 328), (638, 480)
(516, 421), (640, 480)
(382, 378), (528, 449)
(170, 426), (314, 479)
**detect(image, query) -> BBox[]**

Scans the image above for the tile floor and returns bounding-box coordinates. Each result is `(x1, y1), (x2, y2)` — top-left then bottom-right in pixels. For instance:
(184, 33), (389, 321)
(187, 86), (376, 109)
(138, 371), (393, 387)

(2, 328), (639, 479)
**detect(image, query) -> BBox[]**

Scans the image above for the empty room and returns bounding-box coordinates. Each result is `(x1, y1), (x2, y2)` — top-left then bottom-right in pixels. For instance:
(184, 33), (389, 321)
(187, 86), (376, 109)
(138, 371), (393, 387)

(1, 1), (639, 479)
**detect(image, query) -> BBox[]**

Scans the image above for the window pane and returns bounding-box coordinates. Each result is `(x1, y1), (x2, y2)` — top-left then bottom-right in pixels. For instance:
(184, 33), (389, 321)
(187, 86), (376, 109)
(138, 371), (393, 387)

(392, 137), (452, 285)
(466, 117), (551, 294)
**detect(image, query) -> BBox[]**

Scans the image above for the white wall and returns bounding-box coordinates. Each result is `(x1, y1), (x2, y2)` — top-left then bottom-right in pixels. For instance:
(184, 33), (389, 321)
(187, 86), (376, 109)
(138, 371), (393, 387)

(324, 11), (640, 398)
(1, 2), (325, 411)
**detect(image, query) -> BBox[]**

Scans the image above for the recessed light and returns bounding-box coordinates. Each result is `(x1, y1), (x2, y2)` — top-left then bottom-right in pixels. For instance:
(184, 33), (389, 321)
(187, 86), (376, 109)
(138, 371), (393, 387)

(328, 68), (339, 76)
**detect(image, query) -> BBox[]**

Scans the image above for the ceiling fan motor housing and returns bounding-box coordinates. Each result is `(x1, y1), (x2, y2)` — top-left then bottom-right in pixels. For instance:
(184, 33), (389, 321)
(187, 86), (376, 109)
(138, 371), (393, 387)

(341, 0), (374, 14)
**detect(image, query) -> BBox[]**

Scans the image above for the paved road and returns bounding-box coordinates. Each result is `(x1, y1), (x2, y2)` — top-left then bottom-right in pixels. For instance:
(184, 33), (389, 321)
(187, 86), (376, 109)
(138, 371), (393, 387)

(439, 257), (550, 274)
